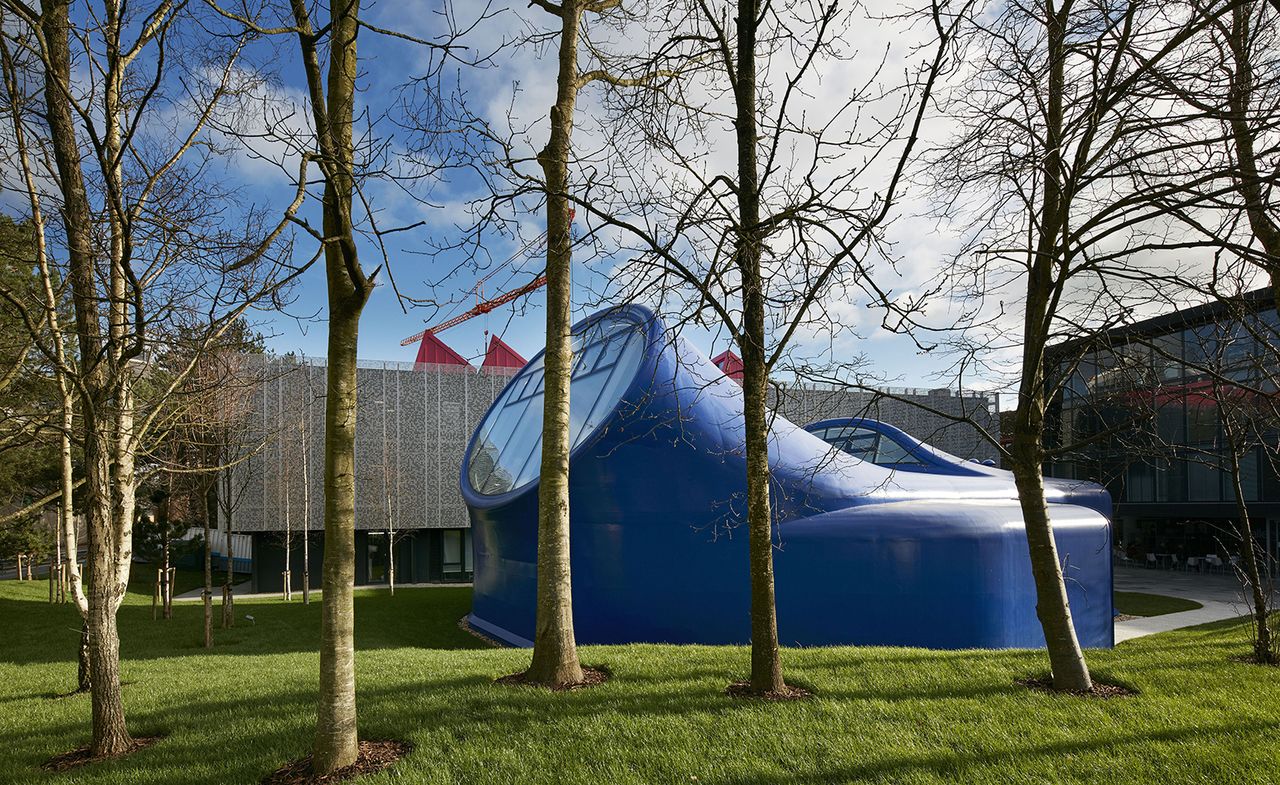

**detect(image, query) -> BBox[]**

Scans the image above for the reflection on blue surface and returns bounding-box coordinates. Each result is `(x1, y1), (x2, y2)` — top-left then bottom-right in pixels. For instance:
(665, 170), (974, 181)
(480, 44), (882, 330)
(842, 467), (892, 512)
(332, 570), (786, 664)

(462, 305), (1114, 651)
(804, 417), (1113, 518)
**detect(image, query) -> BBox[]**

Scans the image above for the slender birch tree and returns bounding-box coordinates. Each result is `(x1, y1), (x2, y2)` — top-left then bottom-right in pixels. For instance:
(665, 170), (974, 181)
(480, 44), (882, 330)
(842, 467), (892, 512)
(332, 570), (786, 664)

(0, 0), (308, 753)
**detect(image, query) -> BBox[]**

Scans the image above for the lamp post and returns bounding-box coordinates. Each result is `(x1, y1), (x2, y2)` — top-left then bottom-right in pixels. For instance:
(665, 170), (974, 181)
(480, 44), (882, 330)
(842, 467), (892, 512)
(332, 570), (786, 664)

(375, 390), (396, 596)
(301, 361), (312, 605)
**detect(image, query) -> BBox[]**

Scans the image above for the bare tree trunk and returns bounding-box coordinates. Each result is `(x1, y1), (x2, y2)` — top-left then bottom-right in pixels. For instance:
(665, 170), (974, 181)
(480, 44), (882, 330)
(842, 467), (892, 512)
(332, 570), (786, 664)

(1225, 1), (1280, 314)
(223, 469), (235, 628)
(1010, 0), (1093, 694)
(294, 0), (369, 770)
(77, 620), (91, 693)
(731, 0), (786, 696)
(1010, 429), (1092, 690)
(49, 520), (56, 602)
(203, 485), (213, 649)
(162, 532), (172, 619)
(1009, 318), (1092, 691)
(1227, 447), (1274, 662)
(315, 301), (362, 771)
(526, 0), (586, 690)
(60, 432), (78, 607)
(302, 418), (311, 605)
(40, 0), (134, 752)
(283, 464), (292, 602)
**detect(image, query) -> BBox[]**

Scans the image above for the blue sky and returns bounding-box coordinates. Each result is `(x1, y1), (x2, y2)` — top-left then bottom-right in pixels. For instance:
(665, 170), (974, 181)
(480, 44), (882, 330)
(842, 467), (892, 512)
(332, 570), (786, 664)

(0, 0), (1064, 392)
(232, 0), (982, 388)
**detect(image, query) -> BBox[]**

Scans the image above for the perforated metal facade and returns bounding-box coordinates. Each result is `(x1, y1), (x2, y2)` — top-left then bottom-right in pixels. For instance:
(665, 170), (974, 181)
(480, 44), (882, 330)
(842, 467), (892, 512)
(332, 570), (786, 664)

(233, 356), (516, 533)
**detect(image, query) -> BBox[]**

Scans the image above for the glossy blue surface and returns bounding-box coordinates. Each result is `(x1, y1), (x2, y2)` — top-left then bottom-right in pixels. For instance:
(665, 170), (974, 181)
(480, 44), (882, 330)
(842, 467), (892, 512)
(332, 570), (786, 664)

(804, 417), (1114, 519)
(463, 305), (1114, 650)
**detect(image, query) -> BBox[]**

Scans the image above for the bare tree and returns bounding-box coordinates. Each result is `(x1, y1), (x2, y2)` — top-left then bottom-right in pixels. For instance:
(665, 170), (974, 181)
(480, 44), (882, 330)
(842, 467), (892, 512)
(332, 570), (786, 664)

(0, 0), (309, 754)
(200, 0), (478, 769)
(424, 0), (669, 689)
(541, 0), (967, 696)
(0, 27), (86, 648)
(929, 0), (1248, 692)
(524, 0), (608, 691)
(1160, 288), (1278, 662)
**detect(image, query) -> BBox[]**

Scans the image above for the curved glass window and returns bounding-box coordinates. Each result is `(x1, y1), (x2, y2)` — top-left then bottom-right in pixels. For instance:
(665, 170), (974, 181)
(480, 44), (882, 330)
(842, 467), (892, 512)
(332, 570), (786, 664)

(467, 312), (646, 495)
(813, 425), (924, 467)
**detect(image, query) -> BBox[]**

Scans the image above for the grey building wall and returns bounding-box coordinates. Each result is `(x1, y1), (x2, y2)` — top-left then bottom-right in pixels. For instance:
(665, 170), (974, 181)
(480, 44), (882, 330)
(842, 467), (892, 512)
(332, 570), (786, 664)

(232, 355), (998, 534)
(232, 356), (516, 534)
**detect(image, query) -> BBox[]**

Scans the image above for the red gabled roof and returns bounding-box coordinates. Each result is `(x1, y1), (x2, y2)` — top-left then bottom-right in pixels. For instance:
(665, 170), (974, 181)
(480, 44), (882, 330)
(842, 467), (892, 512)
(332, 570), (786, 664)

(482, 335), (526, 369)
(414, 331), (472, 369)
(711, 349), (745, 384)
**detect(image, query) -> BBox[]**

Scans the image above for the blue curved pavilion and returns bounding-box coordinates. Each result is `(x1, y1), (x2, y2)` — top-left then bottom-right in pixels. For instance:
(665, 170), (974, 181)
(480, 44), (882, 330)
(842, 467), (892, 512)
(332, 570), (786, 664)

(462, 305), (1114, 650)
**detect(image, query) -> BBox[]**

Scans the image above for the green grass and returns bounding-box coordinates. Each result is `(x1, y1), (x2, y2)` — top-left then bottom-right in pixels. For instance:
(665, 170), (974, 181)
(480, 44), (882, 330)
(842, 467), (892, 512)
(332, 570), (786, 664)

(129, 567), (220, 601)
(1, 579), (1277, 785)
(1114, 591), (1204, 617)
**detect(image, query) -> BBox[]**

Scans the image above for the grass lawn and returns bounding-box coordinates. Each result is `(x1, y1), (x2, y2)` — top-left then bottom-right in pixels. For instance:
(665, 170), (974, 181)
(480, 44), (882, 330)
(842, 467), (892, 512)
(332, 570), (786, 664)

(2, 579), (1278, 785)
(1113, 591), (1204, 617)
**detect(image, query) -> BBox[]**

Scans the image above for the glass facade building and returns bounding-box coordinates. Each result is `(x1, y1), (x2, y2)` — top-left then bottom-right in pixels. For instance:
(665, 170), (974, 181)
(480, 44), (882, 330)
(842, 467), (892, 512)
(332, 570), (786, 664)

(1046, 290), (1280, 564)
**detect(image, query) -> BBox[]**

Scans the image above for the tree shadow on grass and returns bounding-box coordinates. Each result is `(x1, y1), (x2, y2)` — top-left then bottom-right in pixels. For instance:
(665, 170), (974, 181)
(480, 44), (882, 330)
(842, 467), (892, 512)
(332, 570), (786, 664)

(8, 664), (1280, 785)
(712, 718), (1280, 785)
(0, 588), (487, 666)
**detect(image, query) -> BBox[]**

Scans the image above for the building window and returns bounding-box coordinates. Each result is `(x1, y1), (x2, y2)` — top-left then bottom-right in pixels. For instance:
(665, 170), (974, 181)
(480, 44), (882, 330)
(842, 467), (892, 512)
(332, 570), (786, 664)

(1125, 462), (1155, 502)
(466, 312), (646, 496)
(443, 529), (472, 577)
(1155, 458), (1185, 503)
(367, 532), (388, 583)
(1187, 459), (1221, 502)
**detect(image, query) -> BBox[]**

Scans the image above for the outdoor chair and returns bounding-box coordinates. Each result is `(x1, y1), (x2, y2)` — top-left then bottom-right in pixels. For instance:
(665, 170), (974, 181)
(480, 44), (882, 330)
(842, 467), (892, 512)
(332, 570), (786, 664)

(1205, 554), (1224, 573)
(1146, 553), (1158, 569)
(1186, 556), (1200, 572)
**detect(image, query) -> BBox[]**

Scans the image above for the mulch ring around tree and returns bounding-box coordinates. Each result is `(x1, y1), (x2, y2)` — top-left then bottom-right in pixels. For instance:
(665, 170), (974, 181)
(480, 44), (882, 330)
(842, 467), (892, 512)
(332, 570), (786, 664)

(725, 680), (814, 701)
(42, 735), (165, 772)
(261, 740), (414, 785)
(494, 665), (611, 691)
(1229, 653), (1280, 667)
(1016, 675), (1136, 698)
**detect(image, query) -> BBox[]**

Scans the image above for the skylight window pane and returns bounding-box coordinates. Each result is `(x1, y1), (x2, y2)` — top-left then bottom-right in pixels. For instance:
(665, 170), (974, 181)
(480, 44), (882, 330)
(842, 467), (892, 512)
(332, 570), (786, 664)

(466, 311), (646, 496)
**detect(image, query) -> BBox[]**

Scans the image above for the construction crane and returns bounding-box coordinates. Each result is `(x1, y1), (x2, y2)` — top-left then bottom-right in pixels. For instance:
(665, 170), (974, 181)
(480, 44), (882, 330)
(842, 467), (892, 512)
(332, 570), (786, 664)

(400, 274), (549, 345)
(400, 212), (571, 347)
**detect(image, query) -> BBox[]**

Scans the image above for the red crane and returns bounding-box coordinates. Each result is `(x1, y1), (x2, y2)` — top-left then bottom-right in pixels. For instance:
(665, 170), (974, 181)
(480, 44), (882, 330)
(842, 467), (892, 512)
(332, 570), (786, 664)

(400, 275), (549, 346)
(399, 211), (571, 348)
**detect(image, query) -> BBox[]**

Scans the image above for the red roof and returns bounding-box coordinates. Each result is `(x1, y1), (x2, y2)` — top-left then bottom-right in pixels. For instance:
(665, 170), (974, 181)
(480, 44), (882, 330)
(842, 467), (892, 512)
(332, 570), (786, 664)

(711, 349), (745, 384)
(414, 331), (471, 369)
(482, 335), (527, 369)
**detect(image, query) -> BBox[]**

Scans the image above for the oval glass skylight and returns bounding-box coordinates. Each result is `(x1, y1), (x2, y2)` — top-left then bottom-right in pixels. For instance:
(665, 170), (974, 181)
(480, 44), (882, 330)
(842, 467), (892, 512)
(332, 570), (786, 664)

(466, 311), (646, 496)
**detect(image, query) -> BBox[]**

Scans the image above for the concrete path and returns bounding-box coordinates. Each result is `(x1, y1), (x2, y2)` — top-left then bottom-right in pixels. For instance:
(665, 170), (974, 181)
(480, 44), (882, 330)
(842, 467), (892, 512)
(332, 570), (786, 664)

(172, 581), (472, 601)
(1112, 564), (1274, 642)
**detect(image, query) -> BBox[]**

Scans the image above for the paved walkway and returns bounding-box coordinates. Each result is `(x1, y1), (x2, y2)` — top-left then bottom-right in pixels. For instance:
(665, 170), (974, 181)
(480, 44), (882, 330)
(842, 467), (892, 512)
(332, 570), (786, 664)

(172, 581), (472, 601)
(1112, 564), (1274, 643)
